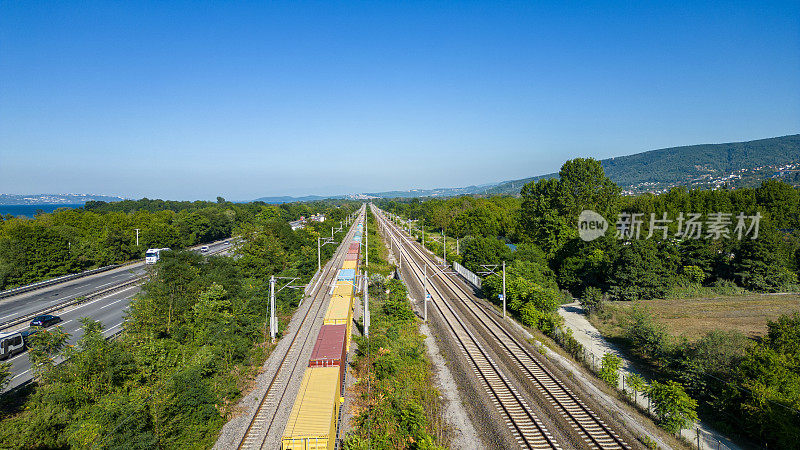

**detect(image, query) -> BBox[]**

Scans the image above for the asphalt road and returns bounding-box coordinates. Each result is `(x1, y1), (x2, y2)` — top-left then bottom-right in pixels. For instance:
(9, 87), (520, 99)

(1, 240), (232, 392)
(3, 284), (138, 391)
(0, 240), (230, 328)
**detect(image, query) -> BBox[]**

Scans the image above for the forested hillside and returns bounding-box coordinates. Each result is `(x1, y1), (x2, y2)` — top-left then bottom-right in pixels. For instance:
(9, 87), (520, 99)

(486, 134), (800, 195)
(377, 160), (800, 447)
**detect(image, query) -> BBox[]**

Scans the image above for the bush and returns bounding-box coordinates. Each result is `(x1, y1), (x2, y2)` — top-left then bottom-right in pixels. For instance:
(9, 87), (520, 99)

(599, 353), (622, 387)
(580, 286), (604, 313)
(624, 306), (670, 362)
(646, 380), (698, 434)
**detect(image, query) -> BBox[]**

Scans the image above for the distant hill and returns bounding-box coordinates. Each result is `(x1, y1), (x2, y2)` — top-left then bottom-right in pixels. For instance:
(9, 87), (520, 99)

(389, 134), (800, 197)
(253, 195), (334, 204)
(485, 134), (800, 195)
(253, 134), (800, 201)
(0, 193), (126, 205)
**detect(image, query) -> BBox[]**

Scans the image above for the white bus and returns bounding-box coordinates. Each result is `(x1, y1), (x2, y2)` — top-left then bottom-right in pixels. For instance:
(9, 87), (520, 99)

(145, 248), (170, 265)
(0, 330), (25, 360)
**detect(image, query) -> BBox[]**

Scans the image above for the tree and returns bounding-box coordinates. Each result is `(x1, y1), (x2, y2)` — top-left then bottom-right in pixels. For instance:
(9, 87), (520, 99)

(28, 325), (70, 381)
(627, 373), (646, 402)
(646, 380), (698, 434)
(580, 286), (604, 314)
(599, 353), (622, 387)
(609, 239), (679, 301)
(682, 265), (705, 284)
(452, 208), (500, 238)
(624, 306), (670, 362)
(459, 236), (512, 275)
(519, 158), (620, 258)
(0, 361), (11, 391)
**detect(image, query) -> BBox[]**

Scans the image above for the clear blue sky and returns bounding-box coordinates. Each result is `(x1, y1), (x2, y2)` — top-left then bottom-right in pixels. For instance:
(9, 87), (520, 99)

(1, 1), (798, 200)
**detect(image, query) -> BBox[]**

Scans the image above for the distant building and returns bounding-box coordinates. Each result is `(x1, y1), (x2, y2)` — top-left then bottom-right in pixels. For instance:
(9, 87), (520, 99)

(289, 220), (305, 230)
(310, 213), (326, 223)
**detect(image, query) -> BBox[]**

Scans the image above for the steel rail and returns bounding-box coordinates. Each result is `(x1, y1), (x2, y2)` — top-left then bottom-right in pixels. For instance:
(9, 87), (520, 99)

(236, 208), (364, 450)
(375, 208), (559, 449)
(377, 206), (630, 449)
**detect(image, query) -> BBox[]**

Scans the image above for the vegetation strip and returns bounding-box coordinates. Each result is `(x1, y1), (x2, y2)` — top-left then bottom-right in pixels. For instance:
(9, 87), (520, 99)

(343, 207), (449, 449)
(0, 201), (359, 449)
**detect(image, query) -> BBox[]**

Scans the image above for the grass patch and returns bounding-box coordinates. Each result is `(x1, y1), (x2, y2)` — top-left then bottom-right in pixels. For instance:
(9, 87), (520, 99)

(592, 294), (800, 342)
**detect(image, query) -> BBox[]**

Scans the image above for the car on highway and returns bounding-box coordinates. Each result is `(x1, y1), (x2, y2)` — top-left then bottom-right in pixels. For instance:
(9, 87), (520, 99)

(29, 314), (61, 328)
(201, 245), (209, 252)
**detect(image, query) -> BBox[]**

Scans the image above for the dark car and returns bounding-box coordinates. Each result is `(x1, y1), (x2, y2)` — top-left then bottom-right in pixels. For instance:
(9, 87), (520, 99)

(30, 314), (61, 328)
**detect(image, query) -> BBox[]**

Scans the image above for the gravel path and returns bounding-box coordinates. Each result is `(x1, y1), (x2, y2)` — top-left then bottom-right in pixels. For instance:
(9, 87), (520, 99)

(559, 301), (743, 450)
(419, 320), (480, 449)
(214, 210), (363, 449)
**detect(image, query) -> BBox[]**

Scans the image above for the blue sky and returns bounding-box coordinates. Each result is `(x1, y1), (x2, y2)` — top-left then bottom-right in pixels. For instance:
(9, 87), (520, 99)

(1, 1), (798, 200)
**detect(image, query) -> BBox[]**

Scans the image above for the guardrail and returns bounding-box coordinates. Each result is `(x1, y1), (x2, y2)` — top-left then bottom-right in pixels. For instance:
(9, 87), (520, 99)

(0, 264), (124, 300)
(0, 277), (145, 332)
(0, 244), (232, 332)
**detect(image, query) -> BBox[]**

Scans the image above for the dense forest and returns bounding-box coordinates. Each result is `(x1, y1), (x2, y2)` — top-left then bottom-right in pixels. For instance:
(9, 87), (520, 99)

(378, 159), (800, 447)
(0, 198), (357, 290)
(0, 200), (359, 448)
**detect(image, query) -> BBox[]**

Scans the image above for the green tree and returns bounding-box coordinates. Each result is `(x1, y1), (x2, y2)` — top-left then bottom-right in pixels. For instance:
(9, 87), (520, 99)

(519, 158), (621, 258)
(682, 265), (705, 284)
(627, 373), (646, 402)
(624, 306), (670, 362)
(579, 286), (604, 314)
(27, 325), (70, 381)
(0, 361), (11, 391)
(610, 239), (679, 301)
(599, 353), (622, 387)
(646, 380), (698, 434)
(460, 236), (512, 275)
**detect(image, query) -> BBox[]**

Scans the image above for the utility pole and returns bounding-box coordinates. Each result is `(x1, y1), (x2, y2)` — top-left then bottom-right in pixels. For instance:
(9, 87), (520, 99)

(365, 210), (369, 266)
(502, 261), (507, 319)
(443, 230), (447, 263)
(269, 275), (277, 341)
(317, 237), (322, 272)
(424, 264), (428, 322)
(134, 228), (140, 246)
(363, 272), (370, 338)
(456, 238), (459, 255)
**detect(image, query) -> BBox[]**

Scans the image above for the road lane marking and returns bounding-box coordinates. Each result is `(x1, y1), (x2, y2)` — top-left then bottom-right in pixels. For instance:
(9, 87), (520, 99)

(11, 369), (30, 380)
(64, 285), (139, 312)
(99, 298), (126, 310)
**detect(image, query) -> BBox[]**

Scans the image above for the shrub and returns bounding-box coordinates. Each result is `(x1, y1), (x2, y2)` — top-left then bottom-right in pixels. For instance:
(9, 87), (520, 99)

(624, 306), (670, 362)
(599, 353), (622, 387)
(580, 286), (604, 313)
(646, 380), (698, 434)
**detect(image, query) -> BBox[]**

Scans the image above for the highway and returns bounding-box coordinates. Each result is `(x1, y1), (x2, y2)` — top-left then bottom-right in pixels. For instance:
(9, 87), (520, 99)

(0, 239), (231, 329)
(1, 239), (232, 392)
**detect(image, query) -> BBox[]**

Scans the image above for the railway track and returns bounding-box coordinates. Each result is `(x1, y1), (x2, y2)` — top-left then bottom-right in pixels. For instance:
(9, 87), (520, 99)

(375, 206), (630, 450)
(374, 207), (559, 449)
(236, 208), (365, 450)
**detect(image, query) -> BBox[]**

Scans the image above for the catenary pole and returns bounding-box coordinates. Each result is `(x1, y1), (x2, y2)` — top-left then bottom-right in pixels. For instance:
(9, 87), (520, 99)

(502, 260), (506, 319)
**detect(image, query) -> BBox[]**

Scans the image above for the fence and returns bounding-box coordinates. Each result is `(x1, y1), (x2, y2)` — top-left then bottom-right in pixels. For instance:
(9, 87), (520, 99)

(453, 261), (481, 289)
(548, 325), (734, 450)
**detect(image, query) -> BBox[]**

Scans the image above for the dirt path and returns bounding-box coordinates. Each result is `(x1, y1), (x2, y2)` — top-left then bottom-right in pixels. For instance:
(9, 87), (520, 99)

(558, 302), (743, 450)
